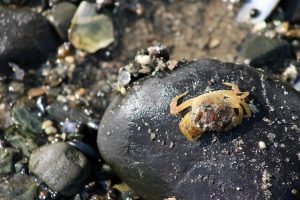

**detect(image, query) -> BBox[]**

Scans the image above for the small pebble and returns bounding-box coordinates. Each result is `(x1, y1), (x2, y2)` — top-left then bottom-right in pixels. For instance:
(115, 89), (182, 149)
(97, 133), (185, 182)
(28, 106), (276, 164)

(169, 142), (175, 149)
(28, 87), (47, 99)
(42, 120), (53, 130)
(44, 126), (58, 135)
(64, 56), (75, 64)
(75, 88), (87, 99)
(281, 64), (298, 82)
(167, 59), (179, 71)
(135, 55), (151, 65)
(120, 87), (127, 95)
(164, 197), (176, 200)
(292, 189), (298, 195)
(258, 141), (267, 150)
(150, 132), (156, 141)
(57, 43), (72, 58)
(208, 38), (220, 49)
(47, 136), (55, 142)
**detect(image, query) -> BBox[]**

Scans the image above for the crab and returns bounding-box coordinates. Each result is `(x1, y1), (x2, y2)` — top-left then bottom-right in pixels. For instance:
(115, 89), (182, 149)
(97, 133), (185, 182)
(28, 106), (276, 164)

(170, 83), (251, 142)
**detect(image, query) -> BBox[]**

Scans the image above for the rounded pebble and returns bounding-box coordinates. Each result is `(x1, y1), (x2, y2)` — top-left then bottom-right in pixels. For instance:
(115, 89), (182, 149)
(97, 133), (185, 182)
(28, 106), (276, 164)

(29, 142), (91, 196)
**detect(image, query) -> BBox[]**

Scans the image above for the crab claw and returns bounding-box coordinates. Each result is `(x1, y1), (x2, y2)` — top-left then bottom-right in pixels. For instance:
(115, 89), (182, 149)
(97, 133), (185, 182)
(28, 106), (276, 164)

(179, 111), (202, 142)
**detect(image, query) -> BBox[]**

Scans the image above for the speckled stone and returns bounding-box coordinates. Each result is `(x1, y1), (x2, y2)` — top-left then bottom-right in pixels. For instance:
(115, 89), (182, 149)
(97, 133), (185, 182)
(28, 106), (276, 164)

(29, 142), (91, 196)
(97, 59), (300, 200)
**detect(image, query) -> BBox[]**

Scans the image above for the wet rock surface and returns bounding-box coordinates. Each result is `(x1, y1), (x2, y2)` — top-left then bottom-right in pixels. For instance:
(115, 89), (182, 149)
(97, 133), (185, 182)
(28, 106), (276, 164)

(46, 1), (77, 40)
(12, 101), (44, 134)
(0, 6), (59, 73)
(0, 173), (39, 200)
(98, 59), (300, 200)
(0, 147), (21, 174)
(239, 35), (295, 71)
(4, 127), (40, 157)
(69, 1), (114, 53)
(29, 142), (92, 196)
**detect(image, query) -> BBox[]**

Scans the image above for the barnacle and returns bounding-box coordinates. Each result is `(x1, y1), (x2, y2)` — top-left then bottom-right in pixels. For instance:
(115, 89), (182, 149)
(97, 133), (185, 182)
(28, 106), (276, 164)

(170, 83), (251, 142)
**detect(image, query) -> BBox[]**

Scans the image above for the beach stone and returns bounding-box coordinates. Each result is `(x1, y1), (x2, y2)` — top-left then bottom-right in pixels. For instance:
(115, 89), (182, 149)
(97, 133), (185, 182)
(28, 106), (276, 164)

(97, 59), (300, 200)
(4, 127), (39, 157)
(29, 142), (92, 196)
(69, 1), (114, 53)
(11, 101), (44, 134)
(47, 2), (77, 40)
(0, 173), (39, 200)
(239, 35), (295, 71)
(0, 6), (60, 73)
(0, 147), (21, 174)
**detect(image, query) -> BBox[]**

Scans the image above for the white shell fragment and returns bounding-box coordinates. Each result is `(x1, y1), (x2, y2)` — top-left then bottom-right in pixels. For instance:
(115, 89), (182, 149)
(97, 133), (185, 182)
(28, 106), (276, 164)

(135, 55), (151, 65)
(69, 1), (114, 53)
(236, 0), (281, 24)
(258, 141), (267, 150)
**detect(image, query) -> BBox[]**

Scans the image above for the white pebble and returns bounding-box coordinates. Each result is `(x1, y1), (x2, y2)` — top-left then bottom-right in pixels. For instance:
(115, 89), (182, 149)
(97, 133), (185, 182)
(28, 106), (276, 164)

(42, 120), (53, 129)
(135, 55), (151, 65)
(258, 141), (267, 150)
(44, 126), (57, 135)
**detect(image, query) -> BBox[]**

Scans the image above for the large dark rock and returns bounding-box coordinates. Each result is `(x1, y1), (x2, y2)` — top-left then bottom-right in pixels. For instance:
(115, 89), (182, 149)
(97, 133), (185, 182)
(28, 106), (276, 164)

(29, 142), (92, 196)
(97, 59), (300, 200)
(239, 35), (295, 71)
(0, 7), (60, 73)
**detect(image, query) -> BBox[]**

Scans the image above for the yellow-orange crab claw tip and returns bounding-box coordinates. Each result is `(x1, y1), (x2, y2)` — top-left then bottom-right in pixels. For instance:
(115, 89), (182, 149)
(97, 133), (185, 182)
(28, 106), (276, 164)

(169, 104), (177, 115)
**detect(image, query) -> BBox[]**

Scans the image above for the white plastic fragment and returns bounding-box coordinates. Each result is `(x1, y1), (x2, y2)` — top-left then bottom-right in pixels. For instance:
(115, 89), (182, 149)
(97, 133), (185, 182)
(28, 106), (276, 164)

(236, 0), (281, 24)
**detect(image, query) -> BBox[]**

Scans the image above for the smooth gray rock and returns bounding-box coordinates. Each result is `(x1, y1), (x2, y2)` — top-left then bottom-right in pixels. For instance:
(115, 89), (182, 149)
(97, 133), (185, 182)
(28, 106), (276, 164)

(98, 59), (300, 200)
(0, 6), (60, 73)
(29, 142), (91, 196)
(47, 2), (77, 40)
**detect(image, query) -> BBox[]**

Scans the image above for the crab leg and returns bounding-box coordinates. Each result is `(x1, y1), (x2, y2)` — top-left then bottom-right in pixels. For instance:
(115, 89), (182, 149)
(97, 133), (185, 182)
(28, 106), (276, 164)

(228, 100), (244, 127)
(170, 92), (194, 114)
(223, 82), (240, 93)
(230, 98), (252, 118)
(238, 92), (249, 99)
(240, 101), (252, 117)
(225, 91), (249, 100)
(223, 108), (243, 132)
